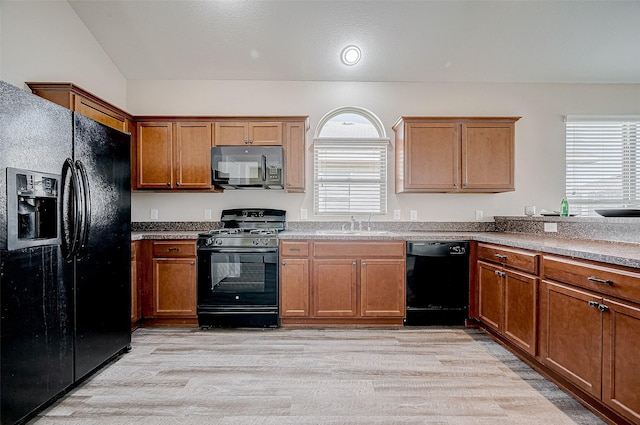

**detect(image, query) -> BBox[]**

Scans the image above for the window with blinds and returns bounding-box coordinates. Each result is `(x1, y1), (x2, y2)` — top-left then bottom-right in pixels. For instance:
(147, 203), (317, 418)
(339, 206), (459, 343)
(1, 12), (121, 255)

(313, 107), (389, 215)
(565, 116), (640, 216)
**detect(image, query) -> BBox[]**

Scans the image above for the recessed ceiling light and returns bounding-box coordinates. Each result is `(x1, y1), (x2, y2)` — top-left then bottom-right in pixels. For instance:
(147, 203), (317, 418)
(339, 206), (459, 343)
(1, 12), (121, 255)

(341, 45), (361, 66)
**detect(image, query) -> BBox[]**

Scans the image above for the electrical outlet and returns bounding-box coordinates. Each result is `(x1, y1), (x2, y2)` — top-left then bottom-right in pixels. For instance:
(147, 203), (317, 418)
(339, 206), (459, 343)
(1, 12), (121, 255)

(475, 210), (483, 221)
(300, 209), (308, 220)
(204, 209), (212, 220)
(544, 222), (558, 232)
(393, 210), (401, 221)
(150, 209), (159, 220)
(410, 210), (418, 221)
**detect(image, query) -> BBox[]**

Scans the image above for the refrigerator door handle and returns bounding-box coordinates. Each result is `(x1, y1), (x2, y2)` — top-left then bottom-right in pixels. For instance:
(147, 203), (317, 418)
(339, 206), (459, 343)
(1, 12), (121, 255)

(61, 158), (82, 259)
(75, 160), (91, 251)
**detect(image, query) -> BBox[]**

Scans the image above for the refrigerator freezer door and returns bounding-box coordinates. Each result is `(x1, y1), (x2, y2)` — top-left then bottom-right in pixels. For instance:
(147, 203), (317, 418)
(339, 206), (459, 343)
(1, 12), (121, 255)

(0, 247), (74, 424)
(71, 113), (131, 380)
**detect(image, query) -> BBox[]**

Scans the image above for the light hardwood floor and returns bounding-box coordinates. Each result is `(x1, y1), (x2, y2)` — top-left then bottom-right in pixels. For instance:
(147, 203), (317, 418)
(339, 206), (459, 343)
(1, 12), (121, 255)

(31, 327), (606, 425)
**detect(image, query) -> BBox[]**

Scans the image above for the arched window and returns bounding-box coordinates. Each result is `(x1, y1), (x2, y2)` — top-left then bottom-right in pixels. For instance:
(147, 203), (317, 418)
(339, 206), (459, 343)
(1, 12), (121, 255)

(313, 107), (389, 215)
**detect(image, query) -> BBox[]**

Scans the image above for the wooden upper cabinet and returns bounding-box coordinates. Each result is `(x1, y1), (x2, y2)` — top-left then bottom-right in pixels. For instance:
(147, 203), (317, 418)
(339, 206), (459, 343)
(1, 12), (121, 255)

(462, 122), (515, 191)
(214, 121), (282, 145)
(283, 121), (307, 192)
(26, 82), (131, 133)
(137, 122), (173, 189)
(393, 117), (519, 193)
(136, 121), (213, 190)
(174, 122), (212, 189)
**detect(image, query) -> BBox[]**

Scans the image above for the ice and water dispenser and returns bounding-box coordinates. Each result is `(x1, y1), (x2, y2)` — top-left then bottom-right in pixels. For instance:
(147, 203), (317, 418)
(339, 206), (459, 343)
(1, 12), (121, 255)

(7, 167), (61, 250)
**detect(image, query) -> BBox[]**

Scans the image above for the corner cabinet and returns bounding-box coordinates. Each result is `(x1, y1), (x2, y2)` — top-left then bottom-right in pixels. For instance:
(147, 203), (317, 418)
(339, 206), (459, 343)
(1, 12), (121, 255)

(280, 240), (405, 326)
(393, 117), (519, 193)
(135, 121), (213, 190)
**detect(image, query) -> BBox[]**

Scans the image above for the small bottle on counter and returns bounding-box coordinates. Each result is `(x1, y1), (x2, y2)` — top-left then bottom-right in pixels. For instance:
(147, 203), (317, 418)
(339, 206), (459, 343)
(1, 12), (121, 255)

(560, 197), (569, 216)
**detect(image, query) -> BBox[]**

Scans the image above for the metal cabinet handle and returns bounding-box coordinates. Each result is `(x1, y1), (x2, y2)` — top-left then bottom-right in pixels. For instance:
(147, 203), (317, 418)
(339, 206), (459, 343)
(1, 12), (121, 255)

(494, 270), (506, 277)
(166, 182), (171, 186)
(168, 247), (181, 251)
(494, 254), (507, 260)
(289, 247), (300, 251)
(362, 262), (367, 267)
(190, 262), (195, 266)
(176, 182), (181, 186)
(588, 276), (614, 286)
(588, 300), (599, 308)
(352, 261), (356, 266)
(598, 304), (609, 312)
(281, 261), (286, 266)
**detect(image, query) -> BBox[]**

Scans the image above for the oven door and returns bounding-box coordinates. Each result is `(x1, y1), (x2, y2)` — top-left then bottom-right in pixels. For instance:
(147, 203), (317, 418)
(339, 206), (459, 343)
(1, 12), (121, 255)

(197, 248), (278, 307)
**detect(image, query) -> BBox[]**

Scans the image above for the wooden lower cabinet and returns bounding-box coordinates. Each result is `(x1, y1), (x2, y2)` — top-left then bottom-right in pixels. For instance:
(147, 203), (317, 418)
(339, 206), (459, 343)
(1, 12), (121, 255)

(280, 257), (310, 317)
(602, 298), (640, 424)
(313, 259), (358, 317)
(539, 280), (603, 398)
(131, 241), (140, 325)
(477, 260), (537, 355)
(152, 257), (197, 318)
(280, 240), (405, 326)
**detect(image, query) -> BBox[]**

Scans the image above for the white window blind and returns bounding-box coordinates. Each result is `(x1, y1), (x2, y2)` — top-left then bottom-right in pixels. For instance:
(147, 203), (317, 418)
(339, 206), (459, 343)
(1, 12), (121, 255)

(314, 141), (388, 214)
(565, 116), (640, 215)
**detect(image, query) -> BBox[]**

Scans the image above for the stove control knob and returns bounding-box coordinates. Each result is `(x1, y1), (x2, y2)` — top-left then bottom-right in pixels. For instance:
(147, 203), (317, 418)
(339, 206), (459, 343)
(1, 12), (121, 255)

(214, 238), (223, 246)
(252, 239), (260, 246)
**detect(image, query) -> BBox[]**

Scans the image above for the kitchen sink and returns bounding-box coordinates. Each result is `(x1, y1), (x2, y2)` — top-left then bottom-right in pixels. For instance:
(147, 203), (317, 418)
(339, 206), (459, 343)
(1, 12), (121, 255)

(314, 230), (395, 236)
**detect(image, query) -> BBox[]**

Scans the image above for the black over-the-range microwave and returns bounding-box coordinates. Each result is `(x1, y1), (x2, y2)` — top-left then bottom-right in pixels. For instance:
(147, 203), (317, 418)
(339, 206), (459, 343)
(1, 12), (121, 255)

(211, 146), (284, 190)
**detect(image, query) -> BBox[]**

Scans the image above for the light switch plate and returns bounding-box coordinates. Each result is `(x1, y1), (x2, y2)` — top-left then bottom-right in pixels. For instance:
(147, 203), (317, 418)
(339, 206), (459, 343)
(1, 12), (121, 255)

(544, 222), (558, 232)
(393, 210), (401, 221)
(475, 210), (483, 221)
(204, 209), (212, 220)
(150, 209), (159, 220)
(410, 210), (418, 221)
(300, 209), (308, 220)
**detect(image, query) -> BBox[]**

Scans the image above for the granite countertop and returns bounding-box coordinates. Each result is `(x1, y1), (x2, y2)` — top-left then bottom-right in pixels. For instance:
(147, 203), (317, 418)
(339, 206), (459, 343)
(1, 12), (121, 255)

(132, 230), (640, 269)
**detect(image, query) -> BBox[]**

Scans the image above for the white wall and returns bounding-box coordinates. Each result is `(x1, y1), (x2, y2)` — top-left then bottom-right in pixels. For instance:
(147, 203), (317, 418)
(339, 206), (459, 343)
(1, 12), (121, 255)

(1, 0), (126, 109)
(128, 80), (640, 222)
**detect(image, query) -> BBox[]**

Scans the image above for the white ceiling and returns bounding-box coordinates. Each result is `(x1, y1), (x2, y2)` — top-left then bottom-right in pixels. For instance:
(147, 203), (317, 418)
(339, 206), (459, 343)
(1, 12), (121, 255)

(68, 0), (640, 84)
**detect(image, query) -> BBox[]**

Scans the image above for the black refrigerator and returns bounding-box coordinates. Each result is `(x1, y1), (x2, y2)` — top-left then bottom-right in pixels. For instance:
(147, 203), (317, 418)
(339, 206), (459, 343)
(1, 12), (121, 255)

(0, 80), (131, 424)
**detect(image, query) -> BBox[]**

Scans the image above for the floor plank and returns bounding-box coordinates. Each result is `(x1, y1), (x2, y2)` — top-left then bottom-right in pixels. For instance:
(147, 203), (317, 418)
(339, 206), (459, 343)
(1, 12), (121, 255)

(30, 327), (606, 425)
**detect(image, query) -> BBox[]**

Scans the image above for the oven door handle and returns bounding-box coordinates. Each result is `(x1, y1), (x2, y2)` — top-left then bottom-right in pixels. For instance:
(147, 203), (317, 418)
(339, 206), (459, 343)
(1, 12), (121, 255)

(201, 248), (278, 254)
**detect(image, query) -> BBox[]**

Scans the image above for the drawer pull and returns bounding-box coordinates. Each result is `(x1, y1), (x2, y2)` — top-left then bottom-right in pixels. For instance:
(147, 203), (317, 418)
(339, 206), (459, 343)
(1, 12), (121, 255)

(588, 276), (614, 286)
(494, 254), (507, 260)
(494, 270), (506, 277)
(168, 247), (181, 251)
(288, 248), (301, 251)
(281, 261), (286, 266)
(598, 304), (609, 312)
(588, 300), (599, 308)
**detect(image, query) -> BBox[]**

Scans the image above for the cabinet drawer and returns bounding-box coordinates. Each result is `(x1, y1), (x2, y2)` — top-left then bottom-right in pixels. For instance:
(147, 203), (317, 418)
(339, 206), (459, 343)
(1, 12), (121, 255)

(280, 241), (309, 257)
(478, 243), (539, 275)
(152, 241), (196, 257)
(543, 255), (640, 304)
(313, 241), (405, 258)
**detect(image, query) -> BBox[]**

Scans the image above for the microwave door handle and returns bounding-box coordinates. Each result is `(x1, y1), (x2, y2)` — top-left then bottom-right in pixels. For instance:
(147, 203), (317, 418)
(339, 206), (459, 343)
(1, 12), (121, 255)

(261, 155), (267, 181)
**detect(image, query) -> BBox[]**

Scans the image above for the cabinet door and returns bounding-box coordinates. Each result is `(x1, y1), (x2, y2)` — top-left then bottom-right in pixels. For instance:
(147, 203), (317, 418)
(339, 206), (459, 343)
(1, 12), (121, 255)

(283, 121), (305, 192)
(214, 122), (248, 145)
(152, 257), (197, 317)
(174, 122), (212, 189)
(137, 122), (173, 189)
(74, 95), (129, 132)
(461, 122), (514, 191)
(361, 259), (405, 317)
(313, 259), (357, 317)
(477, 261), (503, 332)
(503, 270), (538, 355)
(249, 122), (282, 145)
(539, 280), (602, 398)
(602, 298), (640, 424)
(403, 123), (459, 191)
(280, 258), (309, 317)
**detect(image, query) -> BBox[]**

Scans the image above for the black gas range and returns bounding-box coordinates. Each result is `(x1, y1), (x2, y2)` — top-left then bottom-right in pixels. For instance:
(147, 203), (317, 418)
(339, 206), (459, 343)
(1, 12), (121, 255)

(196, 209), (285, 328)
